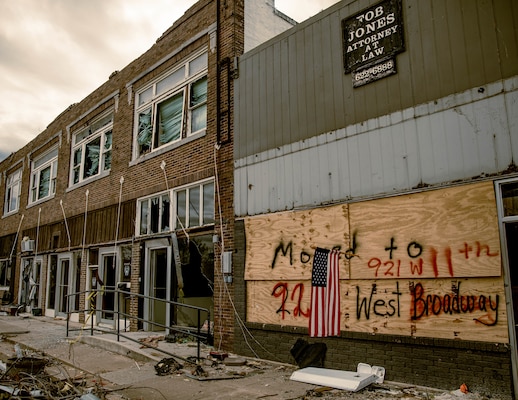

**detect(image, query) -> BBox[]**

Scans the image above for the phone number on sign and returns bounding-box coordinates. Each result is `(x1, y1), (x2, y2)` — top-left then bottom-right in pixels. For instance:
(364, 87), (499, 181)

(353, 59), (395, 86)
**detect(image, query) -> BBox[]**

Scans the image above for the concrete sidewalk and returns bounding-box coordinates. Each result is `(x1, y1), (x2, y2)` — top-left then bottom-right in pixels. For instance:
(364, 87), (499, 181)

(0, 314), (481, 399)
(0, 313), (317, 399)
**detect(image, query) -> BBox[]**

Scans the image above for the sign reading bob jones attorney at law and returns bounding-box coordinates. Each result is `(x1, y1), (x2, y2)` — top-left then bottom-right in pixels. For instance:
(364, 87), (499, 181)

(342, 0), (404, 74)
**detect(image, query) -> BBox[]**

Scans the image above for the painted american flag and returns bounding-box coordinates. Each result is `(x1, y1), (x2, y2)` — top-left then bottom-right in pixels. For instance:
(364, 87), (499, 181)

(309, 247), (341, 337)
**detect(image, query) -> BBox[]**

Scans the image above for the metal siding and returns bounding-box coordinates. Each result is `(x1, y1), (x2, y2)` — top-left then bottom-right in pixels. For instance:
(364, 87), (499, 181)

(288, 33), (299, 146)
(234, 82), (517, 216)
(258, 50), (268, 152)
(234, 0), (518, 216)
(445, 0), (470, 91)
(280, 37), (291, 147)
(431, 0), (455, 97)
(506, 80), (518, 161)
(296, 29), (309, 140)
(462, 0), (486, 85)
(272, 41), (283, 141)
(236, 0), (518, 160)
(495, 0), (518, 78)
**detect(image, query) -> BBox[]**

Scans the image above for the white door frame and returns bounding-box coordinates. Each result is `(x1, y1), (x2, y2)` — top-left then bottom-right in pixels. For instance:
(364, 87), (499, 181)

(55, 252), (74, 319)
(495, 178), (518, 396)
(143, 239), (171, 331)
(97, 247), (121, 327)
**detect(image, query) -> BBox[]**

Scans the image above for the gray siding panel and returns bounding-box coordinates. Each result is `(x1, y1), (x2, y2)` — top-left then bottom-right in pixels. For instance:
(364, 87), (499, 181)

(235, 80), (518, 216)
(235, 0), (518, 161)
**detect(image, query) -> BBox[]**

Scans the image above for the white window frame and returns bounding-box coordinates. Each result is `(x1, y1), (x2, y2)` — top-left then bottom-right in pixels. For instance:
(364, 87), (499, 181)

(29, 146), (58, 205)
(173, 178), (215, 229)
(3, 168), (22, 216)
(137, 190), (171, 236)
(133, 51), (208, 159)
(136, 178), (214, 237)
(70, 111), (113, 187)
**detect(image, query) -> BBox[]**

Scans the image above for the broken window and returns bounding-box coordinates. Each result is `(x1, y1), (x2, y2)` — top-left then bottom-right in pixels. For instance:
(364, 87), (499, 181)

(29, 147), (58, 205)
(3, 168), (22, 215)
(71, 112), (113, 186)
(133, 51), (208, 158)
(138, 191), (171, 236)
(189, 76), (208, 135)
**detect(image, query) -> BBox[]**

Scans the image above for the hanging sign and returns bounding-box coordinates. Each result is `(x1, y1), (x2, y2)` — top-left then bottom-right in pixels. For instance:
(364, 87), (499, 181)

(342, 0), (404, 85)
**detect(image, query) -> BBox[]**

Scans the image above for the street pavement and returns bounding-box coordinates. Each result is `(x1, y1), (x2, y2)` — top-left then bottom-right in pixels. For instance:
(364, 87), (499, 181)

(0, 313), (484, 399)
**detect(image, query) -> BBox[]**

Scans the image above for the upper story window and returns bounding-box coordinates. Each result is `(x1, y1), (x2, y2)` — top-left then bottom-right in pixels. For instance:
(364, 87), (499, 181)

(3, 168), (22, 215)
(136, 178), (214, 236)
(29, 147), (58, 205)
(134, 52), (208, 158)
(71, 112), (113, 186)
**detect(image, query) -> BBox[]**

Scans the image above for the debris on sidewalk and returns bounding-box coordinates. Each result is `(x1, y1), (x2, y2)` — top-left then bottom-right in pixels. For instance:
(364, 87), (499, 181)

(0, 345), (111, 399)
(154, 357), (183, 376)
(290, 363), (385, 392)
(138, 335), (165, 348)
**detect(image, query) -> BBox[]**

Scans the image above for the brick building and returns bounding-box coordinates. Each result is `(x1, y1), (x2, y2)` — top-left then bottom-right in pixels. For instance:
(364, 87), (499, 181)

(233, 0), (518, 398)
(0, 0), (294, 351)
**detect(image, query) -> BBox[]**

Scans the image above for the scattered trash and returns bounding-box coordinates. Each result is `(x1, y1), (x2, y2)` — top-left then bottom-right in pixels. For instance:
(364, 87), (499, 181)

(209, 350), (228, 361)
(223, 356), (246, 366)
(154, 357), (183, 376)
(290, 363), (385, 392)
(460, 383), (469, 394)
(138, 335), (165, 348)
(6, 356), (47, 379)
(191, 364), (208, 377)
(0, 348), (110, 399)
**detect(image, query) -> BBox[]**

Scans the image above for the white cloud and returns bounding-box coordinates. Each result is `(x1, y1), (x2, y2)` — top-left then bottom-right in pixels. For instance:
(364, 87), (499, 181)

(0, 0), (339, 161)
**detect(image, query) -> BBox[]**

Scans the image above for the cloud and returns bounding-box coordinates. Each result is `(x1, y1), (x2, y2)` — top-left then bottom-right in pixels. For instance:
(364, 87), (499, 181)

(0, 0), (339, 162)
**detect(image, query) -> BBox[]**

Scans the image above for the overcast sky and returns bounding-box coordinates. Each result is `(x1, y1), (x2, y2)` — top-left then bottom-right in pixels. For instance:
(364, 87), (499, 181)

(0, 0), (338, 162)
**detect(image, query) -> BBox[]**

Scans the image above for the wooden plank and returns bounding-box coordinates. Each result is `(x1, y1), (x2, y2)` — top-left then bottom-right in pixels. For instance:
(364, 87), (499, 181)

(244, 206), (350, 281)
(349, 181), (501, 279)
(246, 277), (508, 343)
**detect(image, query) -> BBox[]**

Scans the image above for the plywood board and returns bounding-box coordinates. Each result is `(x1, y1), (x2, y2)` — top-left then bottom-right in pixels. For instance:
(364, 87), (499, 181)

(246, 277), (508, 343)
(244, 206), (351, 281)
(349, 181), (501, 279)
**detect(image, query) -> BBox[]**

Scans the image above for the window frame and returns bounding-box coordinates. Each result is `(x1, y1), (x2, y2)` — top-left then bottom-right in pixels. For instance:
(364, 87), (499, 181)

(70, 111), (113, 187)
(173, 179), (215, 230)
(136, 178), (214, 237)
(29, 146), (58, 205)
(3, 167), (22, 216)
(133, 51), (208, 159)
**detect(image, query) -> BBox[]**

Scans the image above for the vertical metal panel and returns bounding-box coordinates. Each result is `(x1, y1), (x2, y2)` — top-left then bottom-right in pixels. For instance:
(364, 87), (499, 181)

(235, 0), (518, 160)
(234, 83), (517, 216)
(494, 0), (518, 77)
(505, 79), (518, 160)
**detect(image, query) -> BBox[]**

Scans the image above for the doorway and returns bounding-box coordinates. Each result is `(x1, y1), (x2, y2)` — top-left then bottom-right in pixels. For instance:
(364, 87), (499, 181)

(144, 239), (171, 331)
(496, 179), (518, 396)
(98, 249), (120, 326)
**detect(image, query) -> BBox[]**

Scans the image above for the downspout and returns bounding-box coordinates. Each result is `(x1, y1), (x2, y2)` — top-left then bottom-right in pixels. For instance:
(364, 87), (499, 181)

(216, 0), (221, 145)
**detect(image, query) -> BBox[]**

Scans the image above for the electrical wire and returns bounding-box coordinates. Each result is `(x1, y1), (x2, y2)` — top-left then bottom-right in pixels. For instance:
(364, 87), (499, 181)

(212, 144), (282, 362)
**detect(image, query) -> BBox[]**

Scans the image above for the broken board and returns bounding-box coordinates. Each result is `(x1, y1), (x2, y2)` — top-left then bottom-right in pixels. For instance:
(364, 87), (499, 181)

(290, 364), (385, 392)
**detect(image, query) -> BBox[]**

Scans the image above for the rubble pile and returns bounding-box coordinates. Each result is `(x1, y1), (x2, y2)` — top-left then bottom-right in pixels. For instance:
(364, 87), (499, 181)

(0, 347), (107, 400)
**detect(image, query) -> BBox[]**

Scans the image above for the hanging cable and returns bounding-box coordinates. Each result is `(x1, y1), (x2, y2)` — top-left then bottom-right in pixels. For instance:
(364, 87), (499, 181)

(114, 176), (124, 254)
(9, 214), (24, 262)
(212, 144), (280, 360)
(60, 200), (72, 251)
(81, 190), (89, 261)
(35, 208), (41, 256)
(160, 160), (189, 241)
